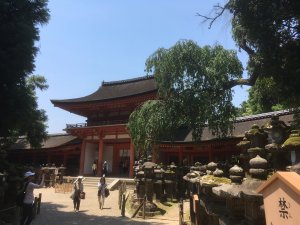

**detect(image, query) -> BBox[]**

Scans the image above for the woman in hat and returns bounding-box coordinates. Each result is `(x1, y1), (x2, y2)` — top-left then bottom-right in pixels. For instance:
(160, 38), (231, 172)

(72, 176), (84, 212)
(21, 171), (45, 225)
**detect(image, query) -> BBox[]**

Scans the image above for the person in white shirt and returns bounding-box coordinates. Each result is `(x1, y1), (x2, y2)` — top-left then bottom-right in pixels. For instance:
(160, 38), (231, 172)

(97, 176), (107, 209)
(21, 171), (45, 225)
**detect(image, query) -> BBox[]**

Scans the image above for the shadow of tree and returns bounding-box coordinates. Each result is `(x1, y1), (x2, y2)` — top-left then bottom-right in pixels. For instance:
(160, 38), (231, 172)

(31, 201), (173, 225)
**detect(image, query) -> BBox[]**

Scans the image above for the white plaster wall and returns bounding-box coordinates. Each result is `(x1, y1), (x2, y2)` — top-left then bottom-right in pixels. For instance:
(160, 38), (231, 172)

(84, 143), (98, 174)
(103, 145), (113, 173)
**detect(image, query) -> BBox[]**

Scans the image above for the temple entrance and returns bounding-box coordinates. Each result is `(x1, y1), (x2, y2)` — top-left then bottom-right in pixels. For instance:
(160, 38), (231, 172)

(83, 142), (98, 174)
(119, 149), (130, 176)
(103, 145), (113, 175)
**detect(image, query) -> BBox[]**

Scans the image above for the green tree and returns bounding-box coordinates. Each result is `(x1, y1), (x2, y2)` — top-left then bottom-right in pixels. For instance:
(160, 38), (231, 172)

(0, 0), (50, 149)
(198, 0), (300, 108)
(128, 40), (243, 152)
(127, 100), (180, 158)
(237, 77), (285, 116)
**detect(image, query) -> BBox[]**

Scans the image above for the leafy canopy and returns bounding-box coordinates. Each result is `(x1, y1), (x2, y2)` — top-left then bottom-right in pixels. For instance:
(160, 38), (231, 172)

(200, 0), (300, 108)
(127, 100), (178, 157)
(0, 0), (50, 149)
(128, 40), (243, 152)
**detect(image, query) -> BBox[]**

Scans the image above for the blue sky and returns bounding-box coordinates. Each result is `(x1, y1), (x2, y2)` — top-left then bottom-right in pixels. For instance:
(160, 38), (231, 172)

(34, 0), (249, 134)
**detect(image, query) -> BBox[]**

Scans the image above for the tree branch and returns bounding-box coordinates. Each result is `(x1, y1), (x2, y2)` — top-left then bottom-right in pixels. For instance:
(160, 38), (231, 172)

(196, 4), (227, 29)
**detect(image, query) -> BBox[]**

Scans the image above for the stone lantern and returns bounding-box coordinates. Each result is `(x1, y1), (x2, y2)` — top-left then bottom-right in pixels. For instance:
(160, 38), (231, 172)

(135, 170), (145, 199)
(263, 115), (290, 170)
(282, 130), (300, 165)
(237, 137), (251, 174)
(164, 165), (176, 201)
(245, 124), (268, 158)
(206, 162), (217, 175)
(142, 161), (156, 202)
(154, 166), (164, 200)
(229, 165), (244, 183)
(249, 155), (268, 180)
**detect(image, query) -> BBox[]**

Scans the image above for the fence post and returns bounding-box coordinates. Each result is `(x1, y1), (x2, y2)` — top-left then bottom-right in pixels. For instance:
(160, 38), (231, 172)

(143, 195), (146, 219)
(179, 198), (184, 225)
(190, 194), (195, 225)
(194, 195), (200, 225)
(121, 194), (126, 217)
(37, 193), (42, 214)
(131, 197), (145, 218)
(118, 185), (122, 210)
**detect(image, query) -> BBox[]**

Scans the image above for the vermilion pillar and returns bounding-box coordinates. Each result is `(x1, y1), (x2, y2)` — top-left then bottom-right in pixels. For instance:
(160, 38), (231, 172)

(98, 137), (104, 176)
(129, 140), (135, 177)
(79, 140), (86, 175)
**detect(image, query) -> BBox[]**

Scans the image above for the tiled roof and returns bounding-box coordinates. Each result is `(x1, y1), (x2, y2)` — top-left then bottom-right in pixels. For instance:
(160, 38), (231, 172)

(51, 75), (156, 104)
(169, 109), (295, 143)
(9, 134), (79, 150)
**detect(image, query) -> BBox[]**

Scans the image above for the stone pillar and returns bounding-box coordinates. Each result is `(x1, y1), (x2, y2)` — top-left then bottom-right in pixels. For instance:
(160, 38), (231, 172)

(129, 140), (135, 177)
(79, 140), (86, 174)
(98, 137), (104, 176)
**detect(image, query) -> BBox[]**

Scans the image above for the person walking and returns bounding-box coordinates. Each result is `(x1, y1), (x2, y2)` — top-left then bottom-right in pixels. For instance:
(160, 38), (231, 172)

(72, 176), (84, 212)
(21, 170), (45, 225)
(102, 161), (108, 177)
(92, 161), (97, 176)
(97, 176), (107, 210)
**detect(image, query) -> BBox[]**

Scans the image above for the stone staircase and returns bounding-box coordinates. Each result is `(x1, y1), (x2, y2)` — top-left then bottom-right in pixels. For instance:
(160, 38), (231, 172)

(81, 176), (135, 190)
(82, 177), (115, 188)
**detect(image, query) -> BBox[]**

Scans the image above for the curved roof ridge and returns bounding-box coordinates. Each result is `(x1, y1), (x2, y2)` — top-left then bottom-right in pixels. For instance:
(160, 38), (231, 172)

(102, 75), (154, 86)
(235, 108), (299, 122)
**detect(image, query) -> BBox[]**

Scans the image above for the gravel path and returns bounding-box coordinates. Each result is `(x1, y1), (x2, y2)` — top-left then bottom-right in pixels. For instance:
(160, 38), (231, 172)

(30, 185), (187, 225)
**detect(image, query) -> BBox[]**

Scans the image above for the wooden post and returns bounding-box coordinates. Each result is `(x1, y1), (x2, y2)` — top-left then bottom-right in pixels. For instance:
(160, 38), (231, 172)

(143, 195), (146, 219)
(118, 185), (122, 210)
(193, 194), (200, 225)
(37, 193), (42, 214)
(131, 196), (145, 218)
(121, 194), (126, 217)
(179, 198), (184, 225)
(190, 194), (195, 225)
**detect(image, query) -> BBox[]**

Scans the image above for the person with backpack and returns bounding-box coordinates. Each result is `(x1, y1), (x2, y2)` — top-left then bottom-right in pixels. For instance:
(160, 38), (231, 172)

(97, 176), (108, 210)
(20, 170), (45, 225)
(71, 176), (84, 212)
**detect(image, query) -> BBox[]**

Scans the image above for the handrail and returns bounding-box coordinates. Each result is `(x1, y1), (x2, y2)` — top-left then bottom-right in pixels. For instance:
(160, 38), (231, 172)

(66, 120), (128, 129)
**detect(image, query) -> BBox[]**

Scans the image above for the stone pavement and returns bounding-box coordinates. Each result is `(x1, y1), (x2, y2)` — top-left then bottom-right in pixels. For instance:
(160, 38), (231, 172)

(31, 185), (188, 225)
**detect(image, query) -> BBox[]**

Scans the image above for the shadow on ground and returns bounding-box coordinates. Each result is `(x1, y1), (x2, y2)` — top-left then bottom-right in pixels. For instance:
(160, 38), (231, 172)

(31, 201), (174, 225)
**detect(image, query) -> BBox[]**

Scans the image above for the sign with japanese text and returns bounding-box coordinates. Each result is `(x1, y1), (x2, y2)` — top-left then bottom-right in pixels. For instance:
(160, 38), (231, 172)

(256, 172), (300, 225)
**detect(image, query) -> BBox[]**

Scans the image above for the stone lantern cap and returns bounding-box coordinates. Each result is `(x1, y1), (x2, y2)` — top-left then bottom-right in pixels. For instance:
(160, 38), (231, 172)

(282, 130), (300, 151)
(142, 161), (157, 169)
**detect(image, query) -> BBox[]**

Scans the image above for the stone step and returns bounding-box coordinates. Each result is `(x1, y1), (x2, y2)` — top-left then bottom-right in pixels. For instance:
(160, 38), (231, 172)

(82, 177), (115, 188)
(67, 176), (135, 190)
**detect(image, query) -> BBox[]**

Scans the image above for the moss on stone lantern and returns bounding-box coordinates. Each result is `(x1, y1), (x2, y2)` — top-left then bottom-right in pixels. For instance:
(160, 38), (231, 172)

(282, 130), (300, 165)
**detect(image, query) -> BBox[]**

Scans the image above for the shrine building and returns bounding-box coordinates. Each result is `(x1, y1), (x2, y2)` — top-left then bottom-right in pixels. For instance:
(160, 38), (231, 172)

(51, 75), (157, 177)
(48, 75), (294, 178)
